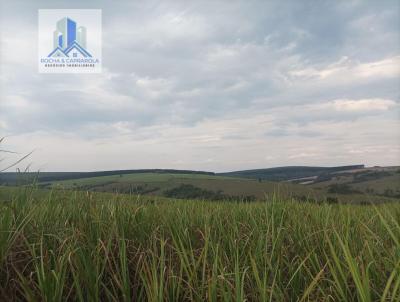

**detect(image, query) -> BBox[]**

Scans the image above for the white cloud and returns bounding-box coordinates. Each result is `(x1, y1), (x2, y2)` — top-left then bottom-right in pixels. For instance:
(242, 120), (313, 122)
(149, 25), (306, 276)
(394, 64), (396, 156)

(5, 109), (399, 172)
(354, 57), (400, 78)
(289, 56), (400, 81)
(330, 98), (396, 112)
(0, 0), (399, 170)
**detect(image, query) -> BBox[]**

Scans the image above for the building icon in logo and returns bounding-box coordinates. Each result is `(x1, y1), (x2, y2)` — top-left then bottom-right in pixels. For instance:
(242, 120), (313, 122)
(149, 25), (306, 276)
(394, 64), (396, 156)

(39, 9), (101, 73)
(48, 17), (92, 58)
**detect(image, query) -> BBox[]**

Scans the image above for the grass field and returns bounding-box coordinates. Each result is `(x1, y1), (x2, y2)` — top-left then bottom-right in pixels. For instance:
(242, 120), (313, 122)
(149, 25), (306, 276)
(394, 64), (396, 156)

(40, 171), (399, 204)
(0, 186), (399, 301)
(43, 172), (317, 200)
(47, 173), (235, 186)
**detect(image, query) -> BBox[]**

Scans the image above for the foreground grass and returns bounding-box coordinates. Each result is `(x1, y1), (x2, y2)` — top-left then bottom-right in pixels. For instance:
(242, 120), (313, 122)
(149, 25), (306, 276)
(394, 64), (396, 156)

(0, 187), (399, 301)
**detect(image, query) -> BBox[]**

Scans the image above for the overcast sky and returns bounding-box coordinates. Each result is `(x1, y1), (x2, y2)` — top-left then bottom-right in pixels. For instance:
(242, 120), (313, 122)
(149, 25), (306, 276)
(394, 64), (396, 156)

(0, 0), (399, 172)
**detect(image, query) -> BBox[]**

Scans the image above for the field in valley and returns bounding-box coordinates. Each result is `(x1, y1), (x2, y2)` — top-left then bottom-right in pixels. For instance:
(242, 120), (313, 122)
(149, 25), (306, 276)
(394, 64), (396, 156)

(0, 186), (399, 301)
(36, 167), (400, 204)
(2, 166), (399, 204)
(42, 172), (316, 201)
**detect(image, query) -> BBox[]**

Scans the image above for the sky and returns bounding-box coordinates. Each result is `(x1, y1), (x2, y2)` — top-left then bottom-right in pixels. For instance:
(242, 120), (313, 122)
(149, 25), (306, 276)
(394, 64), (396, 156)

(0, 0), (399, 172)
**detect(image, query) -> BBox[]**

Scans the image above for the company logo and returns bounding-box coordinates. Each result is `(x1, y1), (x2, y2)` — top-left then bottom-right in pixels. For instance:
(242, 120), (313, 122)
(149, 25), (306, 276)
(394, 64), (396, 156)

(48, 17), (92, 58)
(38, 10), (101, 73)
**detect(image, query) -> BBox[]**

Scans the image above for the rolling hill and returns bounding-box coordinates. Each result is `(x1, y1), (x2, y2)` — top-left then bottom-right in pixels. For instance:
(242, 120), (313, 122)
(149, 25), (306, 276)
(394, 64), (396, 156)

(1, 165), (399, 203)
(217, 165), (365, 181)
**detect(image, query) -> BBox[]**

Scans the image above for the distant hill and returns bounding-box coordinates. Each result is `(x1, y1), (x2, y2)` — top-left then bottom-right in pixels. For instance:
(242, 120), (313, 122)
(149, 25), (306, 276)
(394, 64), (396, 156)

(0, 169), (215, 185)
(1, 165), (399, 203)
(309, 166), (400, 199)
(0, 165), (367, 185)
(35, 172), (320, 202)
(218, 165), (365, 181)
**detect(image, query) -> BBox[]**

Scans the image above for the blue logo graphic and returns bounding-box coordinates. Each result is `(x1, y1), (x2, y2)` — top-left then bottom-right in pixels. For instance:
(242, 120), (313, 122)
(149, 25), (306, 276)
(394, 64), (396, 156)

(48, 17), (92, 58)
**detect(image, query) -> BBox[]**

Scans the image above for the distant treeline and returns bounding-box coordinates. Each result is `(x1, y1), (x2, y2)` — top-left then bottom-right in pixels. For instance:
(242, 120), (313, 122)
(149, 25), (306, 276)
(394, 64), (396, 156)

(0, 165), (366, 185)
(0, 169), (215, 185)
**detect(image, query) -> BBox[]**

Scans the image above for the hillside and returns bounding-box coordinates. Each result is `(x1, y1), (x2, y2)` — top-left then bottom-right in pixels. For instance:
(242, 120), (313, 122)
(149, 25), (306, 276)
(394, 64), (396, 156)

(0, 165), (366, 185)
(218, 165), (365, 181)
(0, 169), (214, 185)
(34, 170), (397, 203)
(1, 165), (399, 203)
(41, 172), (316, 201)
(309, 166), (400, 199)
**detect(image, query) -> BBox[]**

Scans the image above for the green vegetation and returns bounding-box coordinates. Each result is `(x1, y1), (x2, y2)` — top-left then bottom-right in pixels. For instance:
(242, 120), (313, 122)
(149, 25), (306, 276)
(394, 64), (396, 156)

(45, 172), (236, 187)
(164, 184), (256, 201)
(0, 169), (215, 185)
(41, 172), (316, 201)
(0, 186), (399, 301)
(2, 166), (400, 204)
(38, 170), (398, 204)
(0, 165), (365, 184)
(328, 184), (361, 194)
(310, 167), (400, 202)
(219, 165), (365, 181)
(164, 183), (226, 200)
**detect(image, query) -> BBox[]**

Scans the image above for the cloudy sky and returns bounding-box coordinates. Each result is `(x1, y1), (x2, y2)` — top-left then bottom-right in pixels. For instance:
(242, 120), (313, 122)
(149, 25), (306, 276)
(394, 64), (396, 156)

(0, 0), (399, 172)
